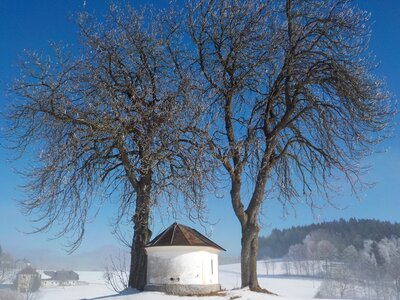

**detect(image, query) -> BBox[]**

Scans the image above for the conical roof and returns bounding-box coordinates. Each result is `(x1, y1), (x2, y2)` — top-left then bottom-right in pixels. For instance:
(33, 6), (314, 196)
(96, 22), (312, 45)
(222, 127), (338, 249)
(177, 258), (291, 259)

(146, 222), (225, 251)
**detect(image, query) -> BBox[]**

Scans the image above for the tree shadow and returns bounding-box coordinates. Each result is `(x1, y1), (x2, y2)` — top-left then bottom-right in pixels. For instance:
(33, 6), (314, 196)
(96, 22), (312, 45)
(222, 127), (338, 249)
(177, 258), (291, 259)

(81, 288), (141, 300)
(257, 274), (323, 280)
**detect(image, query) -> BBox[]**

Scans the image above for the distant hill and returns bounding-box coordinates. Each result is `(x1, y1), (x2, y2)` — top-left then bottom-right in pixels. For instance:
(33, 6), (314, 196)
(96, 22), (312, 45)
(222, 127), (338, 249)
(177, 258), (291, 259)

(258, 218), (400, 259)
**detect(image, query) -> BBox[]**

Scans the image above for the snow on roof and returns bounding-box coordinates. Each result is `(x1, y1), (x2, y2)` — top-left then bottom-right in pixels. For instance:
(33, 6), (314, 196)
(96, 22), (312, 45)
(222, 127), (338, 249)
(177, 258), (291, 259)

(39, 272), (52, 280)
(146, 222), (225, 251)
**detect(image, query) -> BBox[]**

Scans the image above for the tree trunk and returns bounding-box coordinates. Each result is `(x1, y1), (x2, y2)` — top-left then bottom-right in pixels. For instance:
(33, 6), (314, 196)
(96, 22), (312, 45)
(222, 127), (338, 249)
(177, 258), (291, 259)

(240, 221), (260, 289)
(249, 228), (260, 290)
(128, 178), (152, 290)
(240, 228), (251, 288)
(241, 220), (275, 294)
(231, 173), (275, 293)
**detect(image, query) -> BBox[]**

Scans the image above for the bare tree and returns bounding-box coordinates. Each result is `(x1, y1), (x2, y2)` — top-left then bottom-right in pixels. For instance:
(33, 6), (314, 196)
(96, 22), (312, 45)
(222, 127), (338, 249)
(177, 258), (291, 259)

(317, 265), (354, 299)
(379, 238), (400, 300)
(318, 238), (400, 299)
(24, 293), (38, 300)
(342, 245), (359, 265)
(187, 0), (392, 292)
(6, 3), (209, 290)
(264, 259), (276, 276)
(103, 251), (129, 293)
(317, 240), (338, 276)
(0, 248), (16, 284)
(283, 259), (293, 276)
(288, 243), (308, 275)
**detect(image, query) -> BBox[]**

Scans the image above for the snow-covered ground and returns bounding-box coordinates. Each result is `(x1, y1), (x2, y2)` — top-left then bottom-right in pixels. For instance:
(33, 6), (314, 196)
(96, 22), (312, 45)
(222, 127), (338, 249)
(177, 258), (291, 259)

(24, 261), (325, 300)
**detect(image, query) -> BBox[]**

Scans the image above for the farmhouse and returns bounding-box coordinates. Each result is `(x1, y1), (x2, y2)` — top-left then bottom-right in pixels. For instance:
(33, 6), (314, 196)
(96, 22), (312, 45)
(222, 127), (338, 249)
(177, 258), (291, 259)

(41, 270), (79, 287)
(145, 222), (225, 295)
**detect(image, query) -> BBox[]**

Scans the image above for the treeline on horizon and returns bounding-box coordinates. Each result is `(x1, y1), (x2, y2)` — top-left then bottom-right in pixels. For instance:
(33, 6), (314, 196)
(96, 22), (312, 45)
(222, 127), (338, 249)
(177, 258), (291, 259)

(258, 218), (400, 259)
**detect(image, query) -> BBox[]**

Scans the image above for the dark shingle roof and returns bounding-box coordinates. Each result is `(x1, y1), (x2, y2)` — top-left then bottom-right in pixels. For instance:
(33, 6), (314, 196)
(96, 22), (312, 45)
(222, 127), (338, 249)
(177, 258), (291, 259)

(18, 267), (38, 275)
(146, 222), (225, 251)
(52, 270), (79, 281)
(44, 271), (56, 278)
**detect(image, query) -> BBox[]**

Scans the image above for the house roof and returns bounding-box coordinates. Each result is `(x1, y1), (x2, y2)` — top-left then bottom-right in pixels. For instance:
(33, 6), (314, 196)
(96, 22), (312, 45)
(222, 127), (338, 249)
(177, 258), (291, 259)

(39, 272), (52, 280)
(146, 222), (225, 251)
(18, 267), (38, 275)
(52, 270), (79, 281)
(44, 271), (56, 278)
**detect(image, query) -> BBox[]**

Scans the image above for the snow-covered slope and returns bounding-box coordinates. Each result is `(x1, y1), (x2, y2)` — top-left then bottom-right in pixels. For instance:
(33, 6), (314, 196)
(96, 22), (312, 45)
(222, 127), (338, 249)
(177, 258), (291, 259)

(34, 261), (323, 300)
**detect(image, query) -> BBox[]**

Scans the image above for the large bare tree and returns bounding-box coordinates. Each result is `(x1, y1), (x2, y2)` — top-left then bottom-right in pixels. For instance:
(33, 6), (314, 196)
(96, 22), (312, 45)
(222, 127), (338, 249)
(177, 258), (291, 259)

(6, 4), (208, 290)
(187, 0), (393, 291)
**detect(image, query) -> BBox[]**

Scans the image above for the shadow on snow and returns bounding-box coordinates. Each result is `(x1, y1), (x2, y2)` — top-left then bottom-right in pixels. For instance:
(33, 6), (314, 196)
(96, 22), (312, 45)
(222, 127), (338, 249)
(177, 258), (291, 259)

(82, 288), (141, 300)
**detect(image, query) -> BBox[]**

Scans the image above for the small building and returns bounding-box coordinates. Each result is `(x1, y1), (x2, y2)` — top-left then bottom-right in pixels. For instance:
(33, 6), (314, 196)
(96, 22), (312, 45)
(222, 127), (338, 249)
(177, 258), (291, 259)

(15, 267), (40, 293)
(145, 222), (225, 295)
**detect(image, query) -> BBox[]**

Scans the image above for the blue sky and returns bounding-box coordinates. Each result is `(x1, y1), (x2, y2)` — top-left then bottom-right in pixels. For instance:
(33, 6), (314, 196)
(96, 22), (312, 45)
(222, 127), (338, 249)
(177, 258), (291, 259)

(0, 0), (400, 259)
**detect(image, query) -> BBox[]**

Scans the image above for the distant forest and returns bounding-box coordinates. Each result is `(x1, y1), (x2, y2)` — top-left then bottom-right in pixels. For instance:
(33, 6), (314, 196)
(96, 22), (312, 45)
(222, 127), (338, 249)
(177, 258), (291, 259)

(258, 218), (400, 259)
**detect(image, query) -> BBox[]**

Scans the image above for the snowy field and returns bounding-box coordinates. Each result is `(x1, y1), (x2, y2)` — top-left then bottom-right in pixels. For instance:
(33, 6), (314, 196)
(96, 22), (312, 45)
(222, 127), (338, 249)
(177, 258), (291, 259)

(20, 261), (326, 300)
